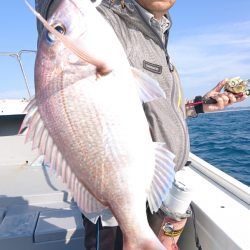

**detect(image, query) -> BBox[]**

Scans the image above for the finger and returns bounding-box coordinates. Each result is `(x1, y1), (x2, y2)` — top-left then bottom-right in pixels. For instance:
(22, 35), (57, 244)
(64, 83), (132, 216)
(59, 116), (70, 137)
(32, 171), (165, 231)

(221, 94), (230, 104)
(235, 94), (248, 103)
(228, 93), (237, 103)
(214, 96), (225, 109)
(213, 79), (228, 92)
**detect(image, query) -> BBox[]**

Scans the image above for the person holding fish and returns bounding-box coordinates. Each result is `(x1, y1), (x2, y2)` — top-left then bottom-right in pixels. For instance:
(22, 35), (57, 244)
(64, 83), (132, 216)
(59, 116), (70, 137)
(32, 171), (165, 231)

(32, 0), (248, 249)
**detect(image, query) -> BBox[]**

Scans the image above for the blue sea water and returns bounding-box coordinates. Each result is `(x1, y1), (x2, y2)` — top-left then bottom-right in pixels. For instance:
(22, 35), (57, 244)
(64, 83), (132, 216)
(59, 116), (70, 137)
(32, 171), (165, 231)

(187, 109), (250, 187)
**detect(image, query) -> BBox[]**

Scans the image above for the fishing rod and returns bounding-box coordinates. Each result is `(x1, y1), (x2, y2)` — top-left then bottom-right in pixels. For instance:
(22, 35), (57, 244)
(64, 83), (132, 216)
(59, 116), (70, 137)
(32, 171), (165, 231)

(186, 77), (250, 107)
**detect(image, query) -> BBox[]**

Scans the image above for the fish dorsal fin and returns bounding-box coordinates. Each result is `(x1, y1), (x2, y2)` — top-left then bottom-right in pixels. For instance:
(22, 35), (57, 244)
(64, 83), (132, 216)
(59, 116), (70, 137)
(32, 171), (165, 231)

(147, 142), (176, 213)
(20, 98), (117, 226)
(131, 67), (166, 103)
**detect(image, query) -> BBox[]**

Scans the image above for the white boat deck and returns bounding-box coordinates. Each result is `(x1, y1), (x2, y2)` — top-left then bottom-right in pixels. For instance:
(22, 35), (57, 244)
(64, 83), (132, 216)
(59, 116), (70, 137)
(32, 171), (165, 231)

(0, 100), (84, 250)
(0, 141), (85, 249)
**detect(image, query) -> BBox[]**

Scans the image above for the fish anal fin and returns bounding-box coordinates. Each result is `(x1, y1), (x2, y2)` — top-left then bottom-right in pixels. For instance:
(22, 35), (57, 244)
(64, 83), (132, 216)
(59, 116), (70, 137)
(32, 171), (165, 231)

(147, 142), (176, 213)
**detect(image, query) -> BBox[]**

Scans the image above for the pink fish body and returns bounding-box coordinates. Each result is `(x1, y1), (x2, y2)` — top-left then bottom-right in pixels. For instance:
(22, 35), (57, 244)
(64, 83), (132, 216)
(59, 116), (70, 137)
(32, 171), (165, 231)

(23, 1), (175, 249)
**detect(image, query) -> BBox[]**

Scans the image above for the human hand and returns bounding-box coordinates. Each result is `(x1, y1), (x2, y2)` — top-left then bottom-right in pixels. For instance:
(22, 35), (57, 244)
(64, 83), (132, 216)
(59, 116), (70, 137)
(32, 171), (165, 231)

(202, 79), (248, 112)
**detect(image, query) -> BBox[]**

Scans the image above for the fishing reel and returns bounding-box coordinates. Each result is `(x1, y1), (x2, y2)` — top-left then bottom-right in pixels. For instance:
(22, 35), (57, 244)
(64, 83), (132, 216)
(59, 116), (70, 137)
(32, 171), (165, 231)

(203, 77), (250, 104)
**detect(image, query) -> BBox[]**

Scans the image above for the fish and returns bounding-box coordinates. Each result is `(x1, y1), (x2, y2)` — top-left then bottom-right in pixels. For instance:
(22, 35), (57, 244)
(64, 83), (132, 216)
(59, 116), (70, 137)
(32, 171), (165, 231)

(22, 0), (176, 249)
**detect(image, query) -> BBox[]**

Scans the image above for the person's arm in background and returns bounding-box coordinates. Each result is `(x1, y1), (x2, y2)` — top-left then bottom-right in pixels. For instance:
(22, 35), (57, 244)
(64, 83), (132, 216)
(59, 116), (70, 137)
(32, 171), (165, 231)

(203, 79), (247, 112)
(186, 79), (248, 118)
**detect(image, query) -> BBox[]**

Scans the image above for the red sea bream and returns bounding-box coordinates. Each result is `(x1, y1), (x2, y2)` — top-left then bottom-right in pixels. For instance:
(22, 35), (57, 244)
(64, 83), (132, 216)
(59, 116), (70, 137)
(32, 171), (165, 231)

(22, 0), (176, 249)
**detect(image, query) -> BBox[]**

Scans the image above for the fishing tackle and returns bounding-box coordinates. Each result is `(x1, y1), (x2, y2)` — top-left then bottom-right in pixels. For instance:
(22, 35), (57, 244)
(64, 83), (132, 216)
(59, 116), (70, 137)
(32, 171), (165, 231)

(187, 77), (250, 107)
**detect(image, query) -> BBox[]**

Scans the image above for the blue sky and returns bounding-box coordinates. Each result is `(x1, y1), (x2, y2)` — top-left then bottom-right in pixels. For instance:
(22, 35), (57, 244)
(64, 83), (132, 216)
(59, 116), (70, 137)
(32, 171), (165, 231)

(0, 0), (250, 107)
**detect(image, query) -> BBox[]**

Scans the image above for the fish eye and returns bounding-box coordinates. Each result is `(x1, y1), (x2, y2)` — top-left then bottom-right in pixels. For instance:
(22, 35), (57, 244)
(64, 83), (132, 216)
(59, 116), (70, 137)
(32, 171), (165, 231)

(46, 23), (66, 44)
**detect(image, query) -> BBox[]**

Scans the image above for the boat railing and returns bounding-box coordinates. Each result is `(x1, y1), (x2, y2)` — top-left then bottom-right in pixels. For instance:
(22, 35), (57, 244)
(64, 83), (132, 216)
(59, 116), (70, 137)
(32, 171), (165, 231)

(189, 152), (250, 205)
(0, 49), (36, 100)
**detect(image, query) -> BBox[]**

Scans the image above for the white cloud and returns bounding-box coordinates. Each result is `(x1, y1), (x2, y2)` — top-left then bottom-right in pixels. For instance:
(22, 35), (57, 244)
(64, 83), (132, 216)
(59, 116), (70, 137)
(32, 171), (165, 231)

(169, 21), (250, 106)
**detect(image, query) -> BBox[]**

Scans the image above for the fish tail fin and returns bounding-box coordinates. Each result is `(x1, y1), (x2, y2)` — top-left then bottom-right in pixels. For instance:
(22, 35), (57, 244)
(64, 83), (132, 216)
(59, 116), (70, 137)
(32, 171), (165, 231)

(147, 142), (176, 213)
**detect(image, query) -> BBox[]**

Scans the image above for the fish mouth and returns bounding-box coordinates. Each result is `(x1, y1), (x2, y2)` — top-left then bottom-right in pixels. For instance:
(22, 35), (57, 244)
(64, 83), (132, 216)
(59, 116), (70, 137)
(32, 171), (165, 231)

(25, 0), (113, 77)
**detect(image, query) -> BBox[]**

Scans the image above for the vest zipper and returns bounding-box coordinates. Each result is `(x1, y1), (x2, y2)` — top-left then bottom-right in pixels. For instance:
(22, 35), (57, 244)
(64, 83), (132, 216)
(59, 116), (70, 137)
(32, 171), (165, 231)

(171, 70), (189, 169)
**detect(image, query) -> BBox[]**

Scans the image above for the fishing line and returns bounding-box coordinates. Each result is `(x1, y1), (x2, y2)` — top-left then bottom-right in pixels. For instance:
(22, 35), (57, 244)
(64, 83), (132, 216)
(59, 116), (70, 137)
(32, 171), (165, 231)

(96, 218), (100, 250)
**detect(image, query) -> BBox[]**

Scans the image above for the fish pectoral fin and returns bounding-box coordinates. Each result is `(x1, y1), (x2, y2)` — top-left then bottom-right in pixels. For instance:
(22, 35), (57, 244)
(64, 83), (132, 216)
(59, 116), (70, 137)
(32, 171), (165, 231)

(131, 67), (166, 103)
(147, 142), (176, 213)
